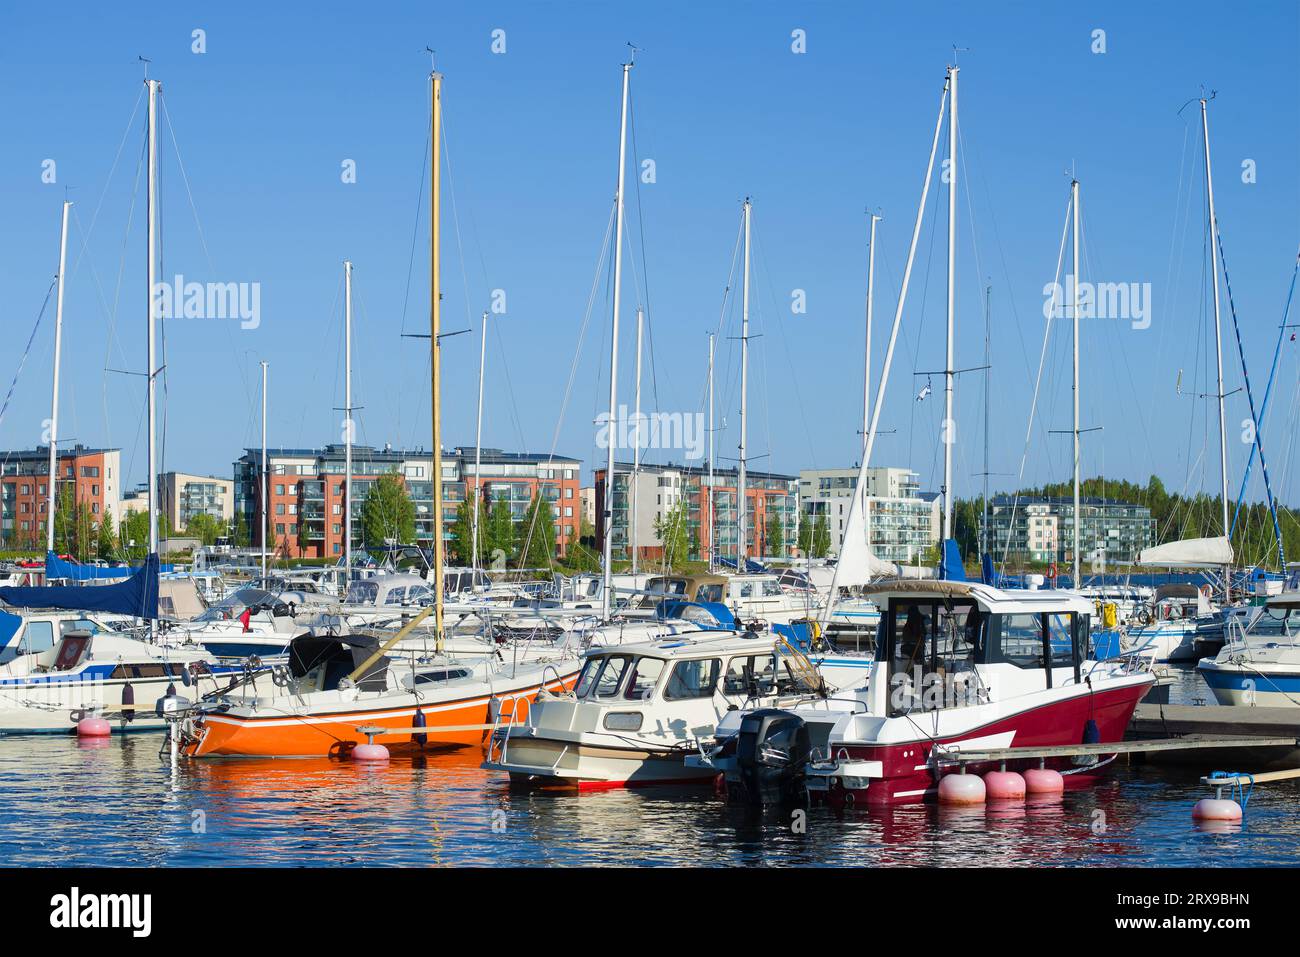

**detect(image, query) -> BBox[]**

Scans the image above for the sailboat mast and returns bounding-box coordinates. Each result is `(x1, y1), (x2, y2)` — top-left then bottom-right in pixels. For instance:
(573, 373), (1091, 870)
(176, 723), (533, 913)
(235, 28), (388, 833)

(146, 77), (160, 558)
(473, 310), (487, 579)
(260, 361), (268, 579)
(46, 200), (70, 556)
(1200, 97), (1231, 600)
(863, 213), (880, 452)
(1071, 178), (1081, 587)
(942, 65), (958, 540)
(707, 332), (714, 573)
(738, 197), (751, 567)
(430, 69), (446, 650)
(344, 260), (353, 576)
(600, 61), (631, 622)
(631, 307), (643, 574)
(981, 283), (991, 558)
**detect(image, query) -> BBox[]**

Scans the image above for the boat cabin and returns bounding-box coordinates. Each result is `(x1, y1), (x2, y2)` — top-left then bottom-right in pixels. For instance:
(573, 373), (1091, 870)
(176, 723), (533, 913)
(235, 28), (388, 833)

(864, 580), (1096, 717)
(343, 574), (434, 608)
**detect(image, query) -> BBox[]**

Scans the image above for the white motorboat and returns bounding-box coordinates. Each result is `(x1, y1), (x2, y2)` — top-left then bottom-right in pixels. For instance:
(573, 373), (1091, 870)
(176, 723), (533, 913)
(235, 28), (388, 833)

(0, 628), (224, 734)
(1197, 591), (1300, 706)
(482, 630), (830, 789)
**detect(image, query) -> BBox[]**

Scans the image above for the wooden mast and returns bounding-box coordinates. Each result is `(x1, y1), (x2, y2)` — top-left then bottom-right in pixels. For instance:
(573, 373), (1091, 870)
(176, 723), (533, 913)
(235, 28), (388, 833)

(430, 69), (445, 651)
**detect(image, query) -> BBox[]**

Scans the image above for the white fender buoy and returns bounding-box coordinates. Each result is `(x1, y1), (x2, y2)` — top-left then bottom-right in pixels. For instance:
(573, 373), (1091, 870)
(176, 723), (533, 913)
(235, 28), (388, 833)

(77, 717), (111, 738)
(352, 743), (390, 762)
(984, 770), (1026, 800)
(1023, 768), (1065, 795)
(1192, 798), (1242, 821)
(938, 773), (986, 805)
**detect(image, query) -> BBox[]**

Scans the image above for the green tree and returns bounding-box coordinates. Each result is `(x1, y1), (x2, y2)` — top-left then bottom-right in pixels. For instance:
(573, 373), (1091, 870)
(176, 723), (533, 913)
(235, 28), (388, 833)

(517, 494), (556, 568)
(186, 512), (222, 546)
(448, 492), (488, 566)
(119, 510), (150, 560)
(361, 472), (415, 555)
(765, 513), (784, 557)
(233, 511), (250, 548)
(654, 498), (691, 570)
(797, 514), (813, 556)
(485, 495), (516, 569)
(811, 514), (831, 558)
(97, 507), (118, 560)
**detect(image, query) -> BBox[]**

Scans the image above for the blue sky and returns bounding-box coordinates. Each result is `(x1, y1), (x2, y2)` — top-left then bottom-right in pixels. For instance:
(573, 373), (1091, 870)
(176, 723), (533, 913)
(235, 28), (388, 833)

(2, 1), (1297, 519)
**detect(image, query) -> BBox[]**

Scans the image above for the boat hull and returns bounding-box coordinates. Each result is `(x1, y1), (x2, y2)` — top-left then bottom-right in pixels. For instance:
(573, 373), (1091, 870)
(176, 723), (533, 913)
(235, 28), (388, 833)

(827, 680), (1150, 806)
(187, 671), (579, 758)
(1198, 661), (1300, 707)
(484, 732), (714, 790)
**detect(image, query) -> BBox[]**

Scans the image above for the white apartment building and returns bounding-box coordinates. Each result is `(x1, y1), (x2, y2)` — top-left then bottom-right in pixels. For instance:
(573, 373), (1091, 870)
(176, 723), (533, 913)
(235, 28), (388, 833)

(798, 466), (941, 563)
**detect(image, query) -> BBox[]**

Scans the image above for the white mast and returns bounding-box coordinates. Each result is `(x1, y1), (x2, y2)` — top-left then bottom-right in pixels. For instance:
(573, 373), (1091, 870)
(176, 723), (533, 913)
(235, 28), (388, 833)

(146, 77), (160, 558)
(981, 283), (991, 557)
(260, 360), (268, 579)
(707, 332), (715, 572)
(1071, 179), (1082, 587)
(738, 197), (751, 567)
(472, 310), (487, 579)
(942, 65), (958, 540)
(46, 200), (71, 556)
(821, 68), (950, 627)
(863, 213), (880, 450)
(344, 260), (353, 577)
(1200, 96), (1231, 601)
(631, 306), (643, 574)
(600, 60), (631, 622)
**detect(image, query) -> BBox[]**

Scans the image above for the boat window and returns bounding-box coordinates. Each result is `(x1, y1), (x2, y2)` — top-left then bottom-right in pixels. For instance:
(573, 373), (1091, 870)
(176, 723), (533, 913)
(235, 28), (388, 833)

(413, 668), (472, 684)
(663, 658), (721, 701)
(624, 657), (665, 700)
(407, 585), (432, 603)
(346, 580), (379, 605)
(739, 583), (754, 598)
(696, 584), (723, 603)
(384, 587), (408, 605)
(762, 580), (784, 597)
(593, 656), (632, 699)
(574, 657), (603, 698)
(1046, 614), (1076, 670)
(998, 614), (1048, 669)
(24, 620), (56, 655)
(723, 654), (777, 696)
(885, 600), (980, 715)
(59, 619), (100, 638)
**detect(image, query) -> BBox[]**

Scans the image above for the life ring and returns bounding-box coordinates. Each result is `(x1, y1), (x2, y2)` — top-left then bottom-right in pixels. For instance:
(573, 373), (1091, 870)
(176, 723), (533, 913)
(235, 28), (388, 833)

(1047, 562), (1058, 581)
(1199, 584), (1212, 599)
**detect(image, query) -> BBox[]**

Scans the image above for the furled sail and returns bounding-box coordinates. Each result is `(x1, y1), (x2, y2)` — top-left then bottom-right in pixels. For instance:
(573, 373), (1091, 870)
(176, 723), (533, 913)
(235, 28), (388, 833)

(1137, 536), (1233, 568)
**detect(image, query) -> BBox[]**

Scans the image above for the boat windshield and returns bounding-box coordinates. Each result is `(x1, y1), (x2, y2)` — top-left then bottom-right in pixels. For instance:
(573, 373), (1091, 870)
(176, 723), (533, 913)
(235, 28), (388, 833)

(573, 654), (667, 701)
(345, 580), (380, 605)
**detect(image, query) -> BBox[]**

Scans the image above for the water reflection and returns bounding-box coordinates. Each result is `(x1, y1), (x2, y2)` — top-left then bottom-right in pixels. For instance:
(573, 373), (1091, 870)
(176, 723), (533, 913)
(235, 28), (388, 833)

(0, 734), (1295, 867)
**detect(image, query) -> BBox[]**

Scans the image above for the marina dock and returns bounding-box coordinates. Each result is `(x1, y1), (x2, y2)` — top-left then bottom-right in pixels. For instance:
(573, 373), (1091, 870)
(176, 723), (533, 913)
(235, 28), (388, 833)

(1128, 703), (1300, 768)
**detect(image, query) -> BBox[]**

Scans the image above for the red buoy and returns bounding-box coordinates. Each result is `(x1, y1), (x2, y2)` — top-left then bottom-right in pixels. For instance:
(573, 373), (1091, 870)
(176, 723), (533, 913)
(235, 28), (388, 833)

(938, 773), (986, 805)
(1023, 768), (1065, 795)
(984, 770), (1026, 800)
(352, 743), (390, 762)
(77, 717), (111, 738)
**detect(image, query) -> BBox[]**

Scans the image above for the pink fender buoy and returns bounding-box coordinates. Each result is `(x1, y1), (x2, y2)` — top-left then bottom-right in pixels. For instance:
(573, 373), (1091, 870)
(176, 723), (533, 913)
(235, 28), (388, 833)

(984, 770), (1026, 800)
(1023, 768), (1065, 795)
(1192, 798), (1242, 822)
(351, 743), (390, 762)
(77, 717), (111, 738)
(938, 773), (986, 805)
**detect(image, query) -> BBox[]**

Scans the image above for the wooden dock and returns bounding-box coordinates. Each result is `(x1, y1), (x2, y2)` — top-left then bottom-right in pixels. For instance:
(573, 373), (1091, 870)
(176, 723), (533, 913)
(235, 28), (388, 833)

(1128, 703), (1300, 769)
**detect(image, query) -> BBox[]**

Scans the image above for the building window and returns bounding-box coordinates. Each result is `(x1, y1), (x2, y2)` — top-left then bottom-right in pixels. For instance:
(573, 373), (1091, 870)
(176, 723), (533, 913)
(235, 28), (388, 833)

(275, 484), (285, 496)
(275, 504), (285, 516)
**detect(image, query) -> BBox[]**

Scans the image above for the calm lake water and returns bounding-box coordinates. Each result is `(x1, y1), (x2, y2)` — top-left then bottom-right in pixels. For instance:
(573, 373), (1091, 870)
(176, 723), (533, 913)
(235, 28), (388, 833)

(0, 667), (1294, 868)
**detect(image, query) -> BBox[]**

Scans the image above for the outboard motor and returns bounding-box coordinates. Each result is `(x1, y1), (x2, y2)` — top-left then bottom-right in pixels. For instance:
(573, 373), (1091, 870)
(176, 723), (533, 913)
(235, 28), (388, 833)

(729, 708), (810, 806)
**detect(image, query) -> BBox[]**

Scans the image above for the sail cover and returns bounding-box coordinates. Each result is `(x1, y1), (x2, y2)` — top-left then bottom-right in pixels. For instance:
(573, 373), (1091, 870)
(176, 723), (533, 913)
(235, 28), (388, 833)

(0, 553), (159, 618)
(44, 551), (134, 581)
(1137, 536), (1234, 568)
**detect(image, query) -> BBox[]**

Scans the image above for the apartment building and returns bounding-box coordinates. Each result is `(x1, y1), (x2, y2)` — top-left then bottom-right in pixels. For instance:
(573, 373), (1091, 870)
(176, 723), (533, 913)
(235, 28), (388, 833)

(798, 466), (941, 563)
(0, 446), (122, 548)
(985, 495), (1156, 565)
(234, 445), (581, 560)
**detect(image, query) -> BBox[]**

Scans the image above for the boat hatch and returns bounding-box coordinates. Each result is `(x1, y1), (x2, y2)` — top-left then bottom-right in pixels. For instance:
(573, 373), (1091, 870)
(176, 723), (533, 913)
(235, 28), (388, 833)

(881, 598), (1087, 716)
(52, 631), (93, 672)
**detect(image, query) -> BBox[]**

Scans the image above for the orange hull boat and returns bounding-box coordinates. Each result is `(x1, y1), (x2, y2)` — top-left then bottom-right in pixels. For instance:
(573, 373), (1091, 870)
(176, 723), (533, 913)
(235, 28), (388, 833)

(186, 672), (579, 759)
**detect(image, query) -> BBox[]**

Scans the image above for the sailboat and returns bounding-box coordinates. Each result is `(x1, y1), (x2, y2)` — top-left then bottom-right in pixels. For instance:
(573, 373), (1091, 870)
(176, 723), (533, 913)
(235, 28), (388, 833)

(179, 68), (580, 759)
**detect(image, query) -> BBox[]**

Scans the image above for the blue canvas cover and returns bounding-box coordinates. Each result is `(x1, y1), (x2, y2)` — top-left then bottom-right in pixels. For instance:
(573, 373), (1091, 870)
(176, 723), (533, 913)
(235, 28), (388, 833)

(0, 553), (159, 619)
